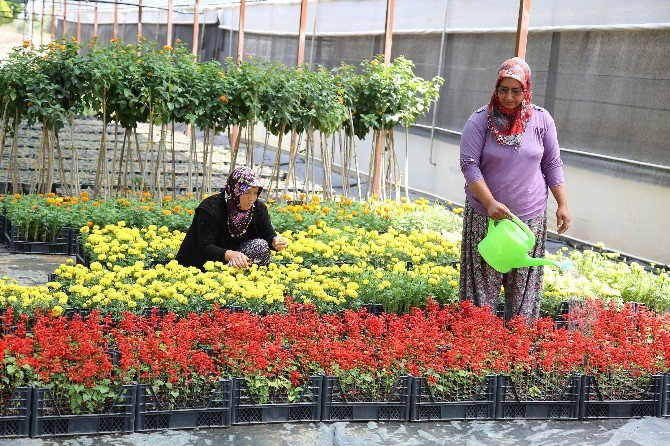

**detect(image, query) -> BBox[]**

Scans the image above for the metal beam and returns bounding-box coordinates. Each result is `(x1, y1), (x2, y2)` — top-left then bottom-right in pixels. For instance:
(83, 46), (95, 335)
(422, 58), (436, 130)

(231, 0), (247, 157)
(138, 0), (142, 38)
(167, 0), (174, 45)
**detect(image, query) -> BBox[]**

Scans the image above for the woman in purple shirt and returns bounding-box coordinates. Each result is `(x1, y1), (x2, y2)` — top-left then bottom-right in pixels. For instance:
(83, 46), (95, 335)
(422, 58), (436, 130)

(459, 57), (571, 322)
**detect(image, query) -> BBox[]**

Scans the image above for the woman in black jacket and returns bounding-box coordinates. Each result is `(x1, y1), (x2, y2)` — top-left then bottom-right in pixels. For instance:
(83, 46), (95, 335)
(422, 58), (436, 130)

(176, 167), (288, 269)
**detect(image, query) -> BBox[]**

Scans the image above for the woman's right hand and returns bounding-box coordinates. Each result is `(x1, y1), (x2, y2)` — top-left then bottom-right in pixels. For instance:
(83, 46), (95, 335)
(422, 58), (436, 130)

(486, 200), (513, 220)
(225, 250), (251, 268)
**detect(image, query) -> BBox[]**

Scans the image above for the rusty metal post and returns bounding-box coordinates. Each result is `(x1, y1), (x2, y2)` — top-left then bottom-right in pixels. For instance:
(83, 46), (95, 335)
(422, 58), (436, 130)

(62, 0), (67, 36)
(138, 0), (142, 38)
(113, 0), (118, 38)
(167, 0), (174, 45)
(76, 0), (81, 42)
(296, 0), (308, 67)
(231, 0), (247, 152)
(40, 0), (45, 44)
(30, 0), (36, 42)
(192, 0), (200, 56)
(371, 0), (395, 196)
(514, 0), (531, 59)
(94, 0), (99, 37)
(236, 0), (246, 61)
(50, 0), (55, 40)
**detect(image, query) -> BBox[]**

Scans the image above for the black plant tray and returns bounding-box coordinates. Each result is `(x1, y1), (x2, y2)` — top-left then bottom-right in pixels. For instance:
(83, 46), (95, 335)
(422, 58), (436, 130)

(496, 375), (580, 420)
(230, 376), (322, 424)
(580, 375), (664, 419)
(411, 375), (496, 421)
(135, 380), (232, 431)
(3, 219), (71, 255)
(0, 386), (31, 438)
(30, 385), (136, 437)
(322, 376), (411, 422)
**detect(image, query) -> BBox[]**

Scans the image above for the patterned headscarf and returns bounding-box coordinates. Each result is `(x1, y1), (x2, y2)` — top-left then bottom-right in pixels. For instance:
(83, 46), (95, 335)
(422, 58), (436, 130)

(223, 166), (264, 237)
(487, 57), (533, 146)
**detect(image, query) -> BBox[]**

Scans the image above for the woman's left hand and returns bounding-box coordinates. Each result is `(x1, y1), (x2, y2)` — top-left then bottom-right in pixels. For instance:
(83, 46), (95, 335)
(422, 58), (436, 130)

(556, 206), (571, 234)
(272, 236), (288, 251)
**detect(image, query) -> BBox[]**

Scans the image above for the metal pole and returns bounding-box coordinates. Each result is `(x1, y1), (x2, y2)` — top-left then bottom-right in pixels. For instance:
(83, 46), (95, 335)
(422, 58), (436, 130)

(192, 0), (200, 56)
(138, 0), (142, 38)
(76, 0), (81, 42)
(231, 0), (246, 153)
(296, 0), (308, 67)
(62, 0), (67, 36)
(514, 0), (531, 58)
(167, 0), (173, 45)
(236, 0), (246, 61)
(429, 0), (450, 165)
(371, 0), (395, 196)
(40, 0), (45, 44)
(308, 0), (320, 69)
(113, 0), (118, 38)
(93, 0), (99, 37)
(50, 0), (55, 40)
(30, 0), (36, 42)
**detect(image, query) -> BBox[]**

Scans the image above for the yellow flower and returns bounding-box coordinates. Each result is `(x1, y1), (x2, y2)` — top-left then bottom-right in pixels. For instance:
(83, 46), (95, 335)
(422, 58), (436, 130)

(51, 306), (64, 317)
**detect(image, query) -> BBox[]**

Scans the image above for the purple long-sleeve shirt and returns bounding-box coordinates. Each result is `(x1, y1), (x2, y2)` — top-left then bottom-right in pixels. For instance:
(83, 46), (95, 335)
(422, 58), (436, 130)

(459, 105), (565, 220)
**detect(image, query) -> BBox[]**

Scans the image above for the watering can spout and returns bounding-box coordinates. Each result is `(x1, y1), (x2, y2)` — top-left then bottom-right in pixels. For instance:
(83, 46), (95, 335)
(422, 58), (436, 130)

(516, 257), (573, 270)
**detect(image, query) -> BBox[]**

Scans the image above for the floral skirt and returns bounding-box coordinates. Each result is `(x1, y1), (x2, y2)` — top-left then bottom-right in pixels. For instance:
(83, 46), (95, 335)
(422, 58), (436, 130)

(459, 201), (547, 322)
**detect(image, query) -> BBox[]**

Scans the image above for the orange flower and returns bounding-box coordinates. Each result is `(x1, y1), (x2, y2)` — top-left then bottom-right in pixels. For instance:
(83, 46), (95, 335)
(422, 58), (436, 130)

(162, 209), (171, 216)
(81, 196), (89, 202)
(47, 192), (56, 197)
(185, 192), (193, 198)
(163, 44), (173, 51)
(175, 38), (182, 44)
(45, 197), (55, 205)
(163, 196), (172, 202)
(220, 95), (229, 103)
(86, 221), (94, 228)
(13, 193), (20, 199)
(22, 40), (30, 48)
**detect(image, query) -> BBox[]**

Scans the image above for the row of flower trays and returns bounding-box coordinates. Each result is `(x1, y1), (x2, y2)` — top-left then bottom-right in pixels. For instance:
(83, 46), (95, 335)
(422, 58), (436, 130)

(2, 374), (670, 438)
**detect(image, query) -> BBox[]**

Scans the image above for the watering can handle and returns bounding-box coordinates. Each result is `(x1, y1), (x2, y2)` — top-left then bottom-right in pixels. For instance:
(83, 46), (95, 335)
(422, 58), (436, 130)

(509, 213), (535, 241)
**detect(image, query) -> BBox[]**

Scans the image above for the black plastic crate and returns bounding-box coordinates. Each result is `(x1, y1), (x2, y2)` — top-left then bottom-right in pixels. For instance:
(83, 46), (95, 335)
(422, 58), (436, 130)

(496, 374), (580, 420)
(0, 386), (31, 438)
(136, 380), (232, 431)
(322, 376), (411, 422)
(580, 375), (663, 419)
(74, 241), (91, 267)
(30, 384), (136, 437)
(230, 376), (322, 424)
(67, 228), (80, 256)
(3, 218), (70, 255)
(411, 375), (496, 421)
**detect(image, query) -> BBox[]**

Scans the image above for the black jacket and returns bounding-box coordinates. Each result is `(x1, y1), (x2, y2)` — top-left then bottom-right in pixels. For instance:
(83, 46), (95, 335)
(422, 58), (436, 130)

(175, 192), (277, 269)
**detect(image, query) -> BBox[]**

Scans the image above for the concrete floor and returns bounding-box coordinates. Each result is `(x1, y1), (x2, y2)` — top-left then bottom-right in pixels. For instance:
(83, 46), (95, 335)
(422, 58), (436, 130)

(2, 418), (670, 446)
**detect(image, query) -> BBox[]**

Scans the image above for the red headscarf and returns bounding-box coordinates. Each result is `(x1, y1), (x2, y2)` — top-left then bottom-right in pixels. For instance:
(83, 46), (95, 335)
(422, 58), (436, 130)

(487, 57), (533, 146)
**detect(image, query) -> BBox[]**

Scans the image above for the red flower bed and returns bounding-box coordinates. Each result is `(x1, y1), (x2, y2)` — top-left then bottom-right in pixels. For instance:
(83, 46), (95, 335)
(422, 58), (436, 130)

(1, 299), (669, 410)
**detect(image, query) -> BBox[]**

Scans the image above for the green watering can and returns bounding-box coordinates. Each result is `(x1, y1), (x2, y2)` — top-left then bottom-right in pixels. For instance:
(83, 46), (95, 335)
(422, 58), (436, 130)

(477, 214), (572, 273)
